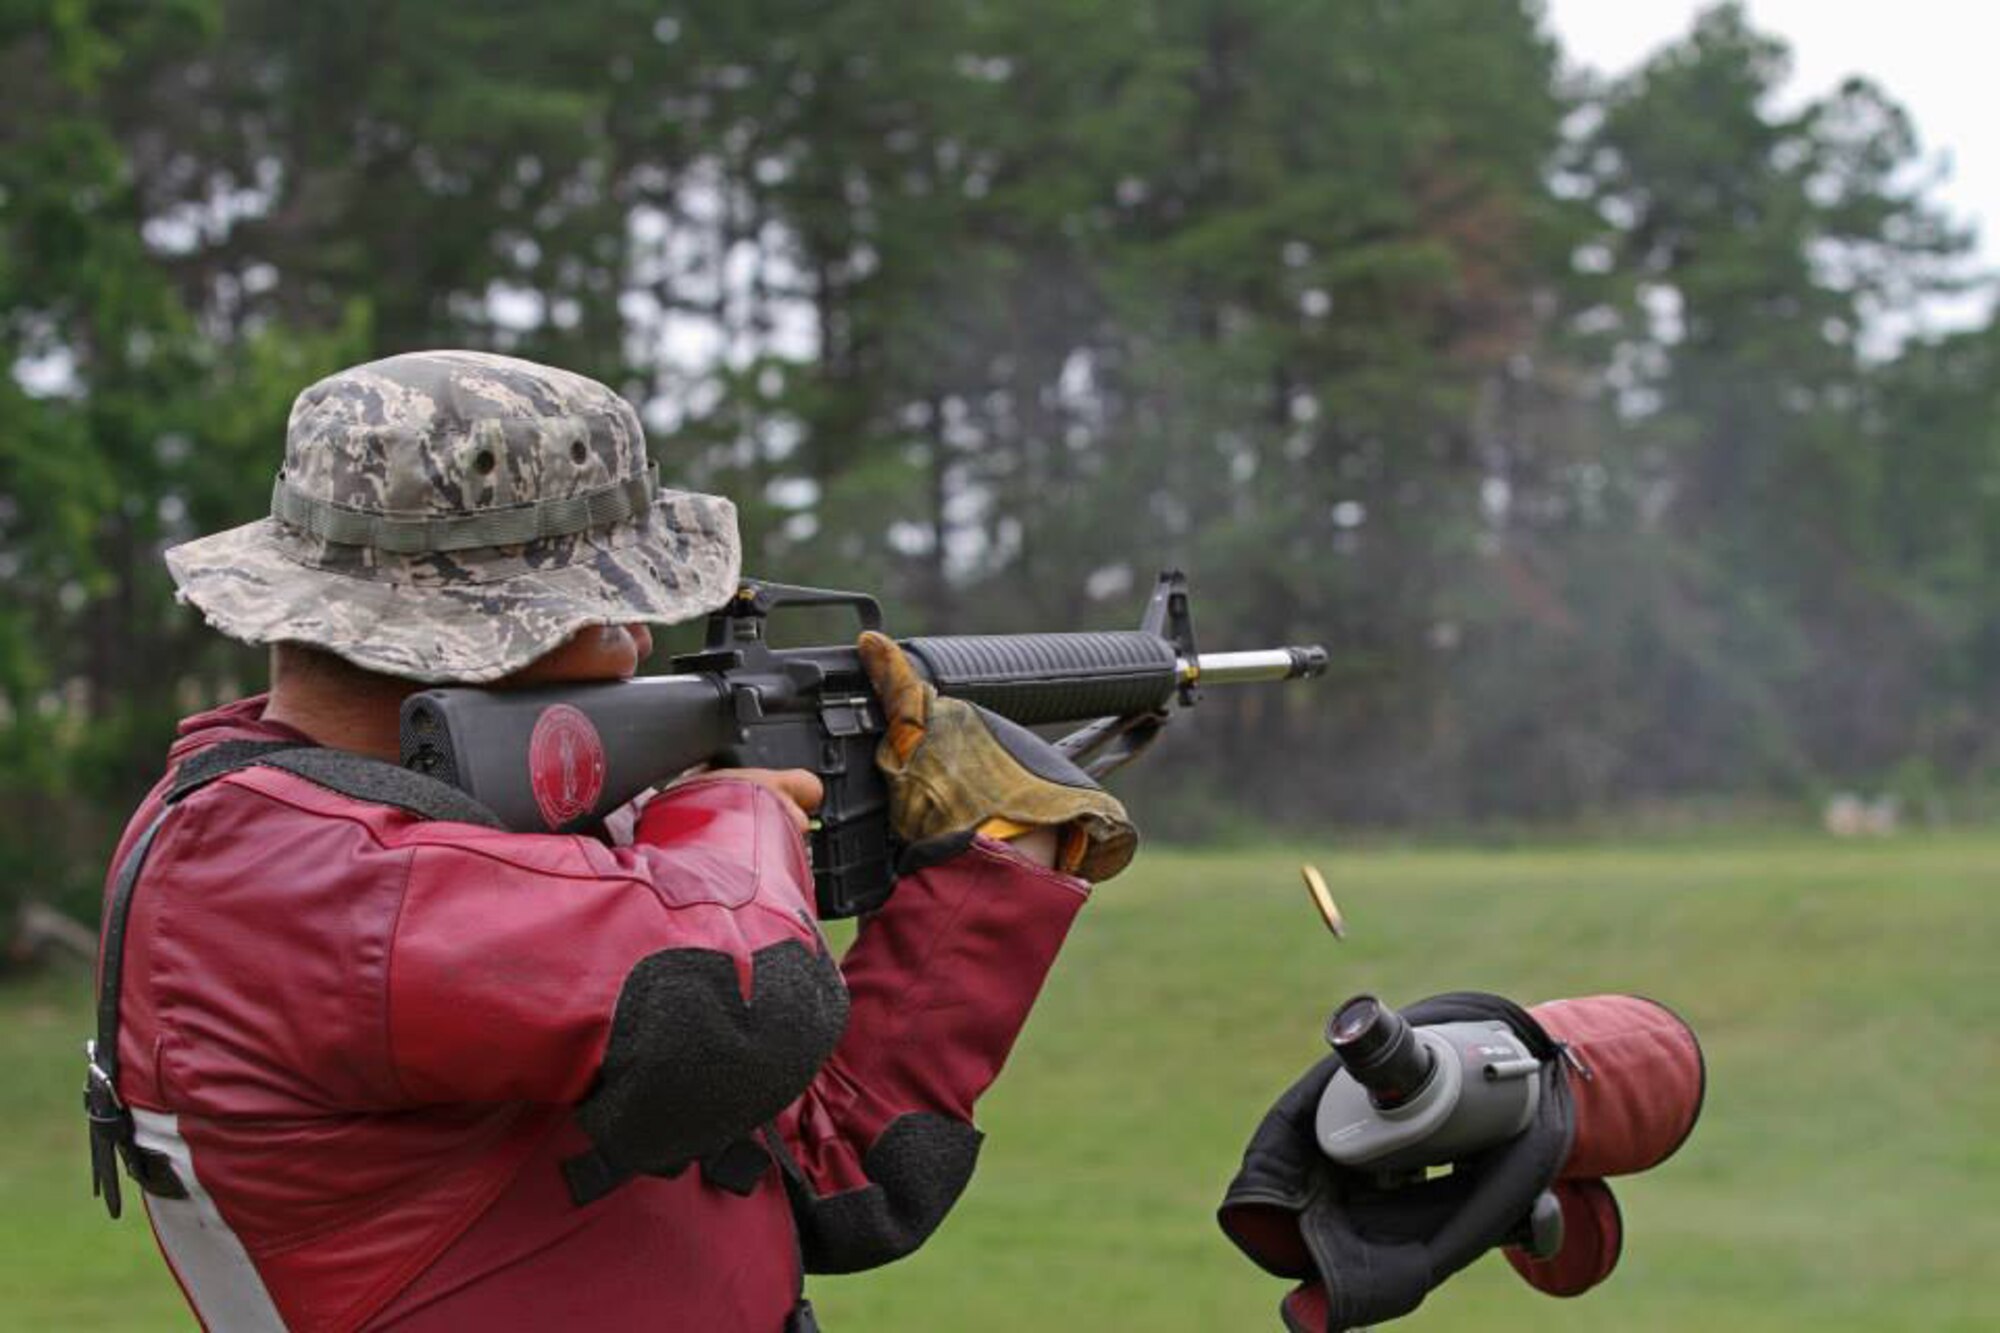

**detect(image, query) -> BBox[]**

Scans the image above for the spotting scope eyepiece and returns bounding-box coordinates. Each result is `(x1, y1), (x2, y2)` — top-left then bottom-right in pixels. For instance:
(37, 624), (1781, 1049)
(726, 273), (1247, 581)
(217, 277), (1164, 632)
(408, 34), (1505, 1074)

(1327, 994), (1435, 1108)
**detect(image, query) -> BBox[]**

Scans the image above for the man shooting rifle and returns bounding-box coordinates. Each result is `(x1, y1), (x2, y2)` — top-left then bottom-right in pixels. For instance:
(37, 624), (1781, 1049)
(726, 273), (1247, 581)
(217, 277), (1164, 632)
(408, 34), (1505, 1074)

(84, 350), (1316, 1332)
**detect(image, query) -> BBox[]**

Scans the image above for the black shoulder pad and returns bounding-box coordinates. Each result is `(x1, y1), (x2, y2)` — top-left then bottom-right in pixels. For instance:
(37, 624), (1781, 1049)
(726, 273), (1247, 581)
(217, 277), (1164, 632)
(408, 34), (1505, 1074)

(172, 740), (504, 828)
(168, 740), (308, 800)
(256, 748), (504, 827)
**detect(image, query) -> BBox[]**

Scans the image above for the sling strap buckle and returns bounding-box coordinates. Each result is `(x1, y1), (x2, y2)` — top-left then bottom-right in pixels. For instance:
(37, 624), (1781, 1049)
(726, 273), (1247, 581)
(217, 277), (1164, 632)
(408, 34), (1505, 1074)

(85, 1040), (121, 1113)
(85, 1037), (188, 1218)
(85, 1040), (129, 1219)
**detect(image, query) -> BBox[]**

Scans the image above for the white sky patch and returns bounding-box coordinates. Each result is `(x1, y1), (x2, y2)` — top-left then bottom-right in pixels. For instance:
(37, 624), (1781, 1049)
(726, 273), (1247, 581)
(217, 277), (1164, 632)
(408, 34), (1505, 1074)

(486, 283), (545, 332)
(12, 346), (80, 398)
(1086, 562), (1134, 601)
(1543, 0), (1998, 338)
(886, 520), (933, 556)
(1641, 284), (1685, 345)
(765, 475), (820, 510)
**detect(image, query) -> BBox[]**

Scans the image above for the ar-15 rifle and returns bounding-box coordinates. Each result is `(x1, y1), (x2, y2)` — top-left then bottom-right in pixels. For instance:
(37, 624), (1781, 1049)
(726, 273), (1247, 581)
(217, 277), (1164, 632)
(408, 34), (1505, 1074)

(399, 570), (1326, 918)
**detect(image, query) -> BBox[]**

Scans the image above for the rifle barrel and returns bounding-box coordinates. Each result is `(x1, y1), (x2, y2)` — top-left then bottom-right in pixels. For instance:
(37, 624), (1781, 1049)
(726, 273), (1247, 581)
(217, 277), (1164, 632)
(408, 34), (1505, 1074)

(1181, 646), (1328, 686)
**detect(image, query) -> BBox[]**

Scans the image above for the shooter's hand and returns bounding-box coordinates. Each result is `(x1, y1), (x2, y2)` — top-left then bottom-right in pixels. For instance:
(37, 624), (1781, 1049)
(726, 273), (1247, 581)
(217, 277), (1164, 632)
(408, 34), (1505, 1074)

(856, 631), (1138, 881)
(703, 767), (823, 835)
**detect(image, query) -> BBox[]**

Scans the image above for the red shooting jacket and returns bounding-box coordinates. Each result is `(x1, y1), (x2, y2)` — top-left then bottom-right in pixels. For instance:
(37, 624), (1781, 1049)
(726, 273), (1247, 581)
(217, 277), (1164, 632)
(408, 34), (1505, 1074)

(102, 698), (1089, 1332)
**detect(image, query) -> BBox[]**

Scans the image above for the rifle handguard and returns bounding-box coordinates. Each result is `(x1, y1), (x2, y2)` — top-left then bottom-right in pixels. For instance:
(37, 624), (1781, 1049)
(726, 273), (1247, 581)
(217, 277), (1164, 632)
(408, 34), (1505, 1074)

(901, 632), (1178, 725)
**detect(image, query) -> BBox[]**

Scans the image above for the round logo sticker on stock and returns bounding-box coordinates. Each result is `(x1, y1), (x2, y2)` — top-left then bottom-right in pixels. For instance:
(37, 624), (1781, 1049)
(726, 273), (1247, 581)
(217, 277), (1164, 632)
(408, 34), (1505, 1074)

(529, 704), (607, 829)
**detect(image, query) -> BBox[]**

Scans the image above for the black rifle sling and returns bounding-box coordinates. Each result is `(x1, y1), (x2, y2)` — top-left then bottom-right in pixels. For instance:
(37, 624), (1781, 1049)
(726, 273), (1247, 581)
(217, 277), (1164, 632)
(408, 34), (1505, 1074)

(88, 741), (301, 1218)
(88, 740), (501, 1219)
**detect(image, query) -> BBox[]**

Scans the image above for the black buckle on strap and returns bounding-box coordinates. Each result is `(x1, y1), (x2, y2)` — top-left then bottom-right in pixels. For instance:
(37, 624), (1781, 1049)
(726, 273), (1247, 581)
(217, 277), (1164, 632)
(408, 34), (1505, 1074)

(84, 1041), (186, 1218)
(84, 1041), (128, 1220)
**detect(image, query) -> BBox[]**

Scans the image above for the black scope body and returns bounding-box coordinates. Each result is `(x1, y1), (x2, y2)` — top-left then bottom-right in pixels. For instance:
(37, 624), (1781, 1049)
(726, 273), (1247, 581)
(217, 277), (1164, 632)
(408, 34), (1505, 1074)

(1328, 995), (1437, 1108)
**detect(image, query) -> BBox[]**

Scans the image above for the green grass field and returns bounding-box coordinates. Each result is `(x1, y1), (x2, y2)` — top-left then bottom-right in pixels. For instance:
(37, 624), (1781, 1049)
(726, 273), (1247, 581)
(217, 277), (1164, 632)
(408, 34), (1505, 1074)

(4, 835), (1997, 1331)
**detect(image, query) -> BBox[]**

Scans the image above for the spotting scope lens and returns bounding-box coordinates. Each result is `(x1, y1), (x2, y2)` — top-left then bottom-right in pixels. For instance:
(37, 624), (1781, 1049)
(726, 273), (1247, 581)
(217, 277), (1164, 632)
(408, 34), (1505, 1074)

(1327, 994), (1435, 1108)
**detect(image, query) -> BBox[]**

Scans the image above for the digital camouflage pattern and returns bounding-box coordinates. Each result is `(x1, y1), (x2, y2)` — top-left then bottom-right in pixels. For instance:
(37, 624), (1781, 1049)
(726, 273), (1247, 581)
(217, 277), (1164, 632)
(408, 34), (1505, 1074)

(165, 350), (741, 682)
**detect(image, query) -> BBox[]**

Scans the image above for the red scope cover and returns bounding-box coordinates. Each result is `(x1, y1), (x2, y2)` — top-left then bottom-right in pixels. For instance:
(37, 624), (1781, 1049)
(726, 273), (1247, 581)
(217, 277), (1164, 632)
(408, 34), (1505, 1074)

(1536, 993), (1705, 1179)
(1505, 994), (1704, 1300)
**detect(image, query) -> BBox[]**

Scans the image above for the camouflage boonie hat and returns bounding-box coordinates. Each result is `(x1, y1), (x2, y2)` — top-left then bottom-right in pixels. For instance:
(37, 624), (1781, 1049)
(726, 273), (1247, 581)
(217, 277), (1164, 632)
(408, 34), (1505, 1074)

(165, 350), (741, 683)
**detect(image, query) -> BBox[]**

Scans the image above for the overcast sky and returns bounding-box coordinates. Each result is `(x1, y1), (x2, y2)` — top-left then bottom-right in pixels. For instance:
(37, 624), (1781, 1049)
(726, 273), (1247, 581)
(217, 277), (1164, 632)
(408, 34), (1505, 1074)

(1543, 0), (1997, 335)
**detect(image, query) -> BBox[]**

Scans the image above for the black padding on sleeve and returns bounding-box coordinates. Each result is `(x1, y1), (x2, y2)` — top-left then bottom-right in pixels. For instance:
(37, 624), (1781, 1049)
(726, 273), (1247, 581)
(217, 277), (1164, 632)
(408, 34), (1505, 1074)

(786, 1112), (985, 1274)
(973, 706), (1103, 791)
(576, 938), (848, 1177)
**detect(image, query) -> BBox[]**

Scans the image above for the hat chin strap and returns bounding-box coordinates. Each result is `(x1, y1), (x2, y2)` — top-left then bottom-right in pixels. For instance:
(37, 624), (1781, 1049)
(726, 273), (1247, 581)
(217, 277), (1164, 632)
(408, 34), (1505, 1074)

(269, 461), (659, 553)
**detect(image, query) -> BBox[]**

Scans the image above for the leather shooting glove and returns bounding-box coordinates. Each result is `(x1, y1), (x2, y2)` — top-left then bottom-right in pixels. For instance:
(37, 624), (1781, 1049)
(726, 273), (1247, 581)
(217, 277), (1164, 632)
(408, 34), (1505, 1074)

(857, 630), (1138, 881)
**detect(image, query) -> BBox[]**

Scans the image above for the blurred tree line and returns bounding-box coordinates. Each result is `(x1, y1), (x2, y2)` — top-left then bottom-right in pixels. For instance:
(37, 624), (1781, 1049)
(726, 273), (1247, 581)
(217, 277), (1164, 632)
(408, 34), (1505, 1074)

(5, 0), (1998, 931)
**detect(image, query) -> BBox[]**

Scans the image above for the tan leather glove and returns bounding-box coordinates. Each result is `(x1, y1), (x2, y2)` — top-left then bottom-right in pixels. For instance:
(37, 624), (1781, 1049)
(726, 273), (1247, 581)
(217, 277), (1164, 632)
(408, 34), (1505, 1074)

(857, 631), (1138, 881)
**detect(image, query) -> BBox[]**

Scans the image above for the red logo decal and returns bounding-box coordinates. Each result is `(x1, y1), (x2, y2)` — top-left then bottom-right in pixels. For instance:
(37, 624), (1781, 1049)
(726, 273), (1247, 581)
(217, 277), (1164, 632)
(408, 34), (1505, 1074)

(529, 704), (606, 828)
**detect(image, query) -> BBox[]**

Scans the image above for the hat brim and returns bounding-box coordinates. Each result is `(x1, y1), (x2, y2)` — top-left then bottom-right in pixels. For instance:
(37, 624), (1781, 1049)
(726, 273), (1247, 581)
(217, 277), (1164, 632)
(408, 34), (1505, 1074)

(164, 490), (741, 683)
